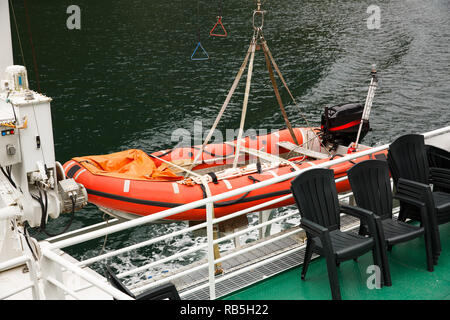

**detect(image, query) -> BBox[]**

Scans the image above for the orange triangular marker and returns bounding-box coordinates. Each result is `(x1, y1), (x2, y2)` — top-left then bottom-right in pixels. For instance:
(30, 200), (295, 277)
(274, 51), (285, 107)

(210, 16), (228, 37)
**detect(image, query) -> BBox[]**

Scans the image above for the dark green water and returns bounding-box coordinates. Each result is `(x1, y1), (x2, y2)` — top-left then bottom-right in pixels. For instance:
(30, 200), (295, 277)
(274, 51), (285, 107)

(8, 0), (450, 280)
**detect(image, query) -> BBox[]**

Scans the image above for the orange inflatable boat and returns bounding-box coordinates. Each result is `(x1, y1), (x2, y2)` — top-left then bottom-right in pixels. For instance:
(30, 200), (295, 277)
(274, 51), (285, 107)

(63, 107), (387, 221)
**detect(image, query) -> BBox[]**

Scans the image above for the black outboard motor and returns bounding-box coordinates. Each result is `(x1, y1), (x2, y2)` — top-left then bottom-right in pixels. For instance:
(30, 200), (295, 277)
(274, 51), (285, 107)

(321, 103), (370, 148)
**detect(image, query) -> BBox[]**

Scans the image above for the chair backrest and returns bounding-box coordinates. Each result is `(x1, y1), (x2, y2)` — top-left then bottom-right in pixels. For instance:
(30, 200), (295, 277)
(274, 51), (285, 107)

(388, 134), (429, 185)
(347, 160), (393, 220)
(290, 168), (341, 231)
(104, 265), (136, 299)
(426, 145), (450, 169)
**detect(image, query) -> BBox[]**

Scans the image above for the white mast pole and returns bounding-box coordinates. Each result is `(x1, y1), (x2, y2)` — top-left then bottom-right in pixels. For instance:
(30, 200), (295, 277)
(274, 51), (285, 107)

(354, 65), (378, 149)
(0, 0), (14, 75)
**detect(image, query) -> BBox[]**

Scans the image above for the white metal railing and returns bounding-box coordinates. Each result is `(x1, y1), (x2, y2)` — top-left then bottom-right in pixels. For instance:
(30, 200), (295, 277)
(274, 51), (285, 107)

(36, 125), (450, 300)
(0, 255), (41, 300)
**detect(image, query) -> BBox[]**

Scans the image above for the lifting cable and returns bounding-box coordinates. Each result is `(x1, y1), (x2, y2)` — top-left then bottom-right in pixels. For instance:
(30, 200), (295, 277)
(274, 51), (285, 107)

(23, 0), (41, 92)
(9, 0), (27, 68)
(262, 42), (299, 146)
(209, 0), (227, 37)
(191, 0), (209, 61)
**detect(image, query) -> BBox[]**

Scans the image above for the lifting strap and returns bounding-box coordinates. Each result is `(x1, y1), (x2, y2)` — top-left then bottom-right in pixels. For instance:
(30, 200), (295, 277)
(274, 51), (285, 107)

(260, 39), (331, 156)
(233, 37), (257, 168)
(262, 43), (299, 146)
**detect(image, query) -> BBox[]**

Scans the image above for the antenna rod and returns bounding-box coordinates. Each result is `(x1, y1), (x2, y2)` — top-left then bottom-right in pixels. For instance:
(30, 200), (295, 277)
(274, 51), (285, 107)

(354, 65), (378, 149)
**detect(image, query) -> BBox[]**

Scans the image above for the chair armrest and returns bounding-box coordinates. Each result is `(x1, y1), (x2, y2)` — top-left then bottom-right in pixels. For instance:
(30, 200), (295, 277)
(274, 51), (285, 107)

(300, 217), (329, 237)
(340, 204), (380, 227)
(393, 194), (426, 210)
(300, 217), (334, 254)
(136, 282), (181, 300)
(430, 167), (450, 191)
(340, 204), (379, 237)
(340, 204), (375, 221)
(394, 193), (428, 224)
(393, 178), (427, 208)
(396, 178), (432, 200)
(397, 177), (430, 191)
(394, 178), (432, 227)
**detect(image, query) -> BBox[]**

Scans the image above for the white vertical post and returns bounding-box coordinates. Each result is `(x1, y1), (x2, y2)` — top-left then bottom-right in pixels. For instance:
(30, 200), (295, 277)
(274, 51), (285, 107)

(206, 201), (216, 300)
(259, 209), (274, 239)
(41, 255), (66, 300)
(25, 256), (42, 300)
(233, 232), (241, 249)
(0, 0), (14, 75)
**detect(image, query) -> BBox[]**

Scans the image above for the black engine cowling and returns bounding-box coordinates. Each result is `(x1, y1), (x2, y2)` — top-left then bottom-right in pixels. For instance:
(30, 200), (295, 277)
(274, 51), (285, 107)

(321, 103), (370, 147)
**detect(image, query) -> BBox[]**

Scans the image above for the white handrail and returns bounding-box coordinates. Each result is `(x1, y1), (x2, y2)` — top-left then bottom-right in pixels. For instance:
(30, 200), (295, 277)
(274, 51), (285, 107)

(41, 249), (133, 300)
(76, 220), (208, 267)
(0, 255), (29, 272)
(39, 125), (450, 300)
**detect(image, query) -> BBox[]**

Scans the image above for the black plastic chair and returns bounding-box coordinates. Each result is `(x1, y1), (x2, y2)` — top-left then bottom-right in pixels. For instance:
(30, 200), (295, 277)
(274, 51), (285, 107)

(387, 134), (450, 264)
(290, 168), (386, 300)
(347, 160), (434, 281)
(104, 265), (181, 300)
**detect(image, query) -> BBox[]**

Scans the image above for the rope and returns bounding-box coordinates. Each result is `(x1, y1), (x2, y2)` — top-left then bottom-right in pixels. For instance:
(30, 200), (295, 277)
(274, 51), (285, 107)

(286, 129), (324, 158)
(149, 153), (202, 178)
(98, 213), (110, 256)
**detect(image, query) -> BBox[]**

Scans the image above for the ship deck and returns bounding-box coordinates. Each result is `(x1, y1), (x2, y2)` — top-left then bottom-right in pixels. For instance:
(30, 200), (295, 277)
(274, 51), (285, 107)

(221, 223), (450, 300)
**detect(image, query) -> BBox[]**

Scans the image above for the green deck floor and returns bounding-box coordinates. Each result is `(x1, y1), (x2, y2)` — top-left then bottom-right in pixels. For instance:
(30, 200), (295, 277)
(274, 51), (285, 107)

(221, 223), (450, 300)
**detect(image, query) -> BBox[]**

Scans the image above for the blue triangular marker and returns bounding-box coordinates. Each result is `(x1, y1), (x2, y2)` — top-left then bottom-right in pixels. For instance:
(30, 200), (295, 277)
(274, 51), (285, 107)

(191, 41), (209, 61)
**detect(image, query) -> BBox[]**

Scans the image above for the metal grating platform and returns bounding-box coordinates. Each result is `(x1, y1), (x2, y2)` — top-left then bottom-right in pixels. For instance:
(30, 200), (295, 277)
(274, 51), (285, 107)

(129, 213), (361, 300)
(181, 214), (361, 300)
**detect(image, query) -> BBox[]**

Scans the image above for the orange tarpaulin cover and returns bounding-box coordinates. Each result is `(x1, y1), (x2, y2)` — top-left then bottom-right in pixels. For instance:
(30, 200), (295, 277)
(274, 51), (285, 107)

(73, 149), (182, 181)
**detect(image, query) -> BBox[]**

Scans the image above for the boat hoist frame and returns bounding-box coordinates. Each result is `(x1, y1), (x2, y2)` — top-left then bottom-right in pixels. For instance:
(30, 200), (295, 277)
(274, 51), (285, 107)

(186, 1), (328, 178)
